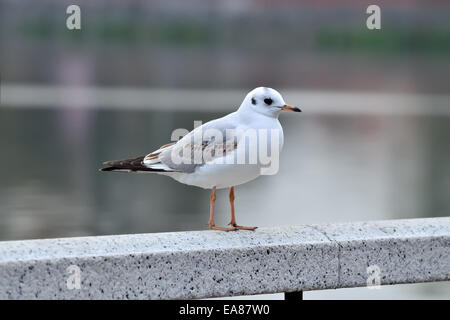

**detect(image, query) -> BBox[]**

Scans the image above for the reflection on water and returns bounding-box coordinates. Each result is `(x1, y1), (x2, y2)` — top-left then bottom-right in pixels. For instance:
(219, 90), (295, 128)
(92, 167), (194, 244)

(0, 108), (449, 240)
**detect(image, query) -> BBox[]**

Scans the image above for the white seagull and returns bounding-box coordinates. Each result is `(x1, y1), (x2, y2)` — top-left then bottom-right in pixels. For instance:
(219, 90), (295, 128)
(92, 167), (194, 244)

(101, 87), (301, 231)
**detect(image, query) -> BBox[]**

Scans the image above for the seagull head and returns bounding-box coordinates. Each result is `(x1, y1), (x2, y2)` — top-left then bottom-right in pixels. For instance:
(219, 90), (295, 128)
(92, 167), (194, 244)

(240, 87), (301, 118)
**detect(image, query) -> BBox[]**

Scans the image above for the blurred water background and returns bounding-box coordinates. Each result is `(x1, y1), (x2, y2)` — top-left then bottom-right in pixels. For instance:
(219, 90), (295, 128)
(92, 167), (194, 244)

(0, 0), (449, 299)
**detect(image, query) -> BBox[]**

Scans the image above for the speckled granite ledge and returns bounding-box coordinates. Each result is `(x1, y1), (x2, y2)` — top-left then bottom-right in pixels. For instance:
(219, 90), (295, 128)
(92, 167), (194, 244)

(0, 218), (449, 299)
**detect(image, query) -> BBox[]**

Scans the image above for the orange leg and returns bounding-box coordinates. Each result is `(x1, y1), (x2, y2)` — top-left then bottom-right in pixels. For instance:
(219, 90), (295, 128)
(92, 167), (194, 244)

(228, 186), (257, 231)
(208, 187), (237, 231)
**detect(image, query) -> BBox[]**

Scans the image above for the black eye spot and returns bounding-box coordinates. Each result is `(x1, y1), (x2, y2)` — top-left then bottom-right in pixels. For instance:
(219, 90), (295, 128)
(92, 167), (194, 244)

(264, 98), (273, 105)
(251, 97), (256, 105)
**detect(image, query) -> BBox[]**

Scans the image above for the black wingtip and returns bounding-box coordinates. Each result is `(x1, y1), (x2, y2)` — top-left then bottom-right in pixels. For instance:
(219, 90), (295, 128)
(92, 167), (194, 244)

(99, 167), (115, 172)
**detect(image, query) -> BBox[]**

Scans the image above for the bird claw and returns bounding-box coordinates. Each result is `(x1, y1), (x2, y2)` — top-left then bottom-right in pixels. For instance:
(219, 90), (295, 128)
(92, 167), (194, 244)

(228, 222), (258, 231)
(209, 224), (238, 232)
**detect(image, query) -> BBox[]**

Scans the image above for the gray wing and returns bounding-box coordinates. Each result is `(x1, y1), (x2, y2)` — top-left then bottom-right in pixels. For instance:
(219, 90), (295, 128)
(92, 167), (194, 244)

(143, 114), (239, 173)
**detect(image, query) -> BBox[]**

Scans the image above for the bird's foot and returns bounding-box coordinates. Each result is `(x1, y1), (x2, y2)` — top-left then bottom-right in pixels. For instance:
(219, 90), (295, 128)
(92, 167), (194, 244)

(228, 223), (258, 231)
(209, 224), (238, 232)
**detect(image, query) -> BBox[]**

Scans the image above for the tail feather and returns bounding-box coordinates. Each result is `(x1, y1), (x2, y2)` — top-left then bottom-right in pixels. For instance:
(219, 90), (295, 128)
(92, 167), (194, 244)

(100, 156), (166, 172)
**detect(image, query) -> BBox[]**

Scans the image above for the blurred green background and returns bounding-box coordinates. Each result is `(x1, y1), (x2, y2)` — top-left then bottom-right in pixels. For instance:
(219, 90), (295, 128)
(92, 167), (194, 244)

(0, 0), (449, 299)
